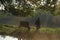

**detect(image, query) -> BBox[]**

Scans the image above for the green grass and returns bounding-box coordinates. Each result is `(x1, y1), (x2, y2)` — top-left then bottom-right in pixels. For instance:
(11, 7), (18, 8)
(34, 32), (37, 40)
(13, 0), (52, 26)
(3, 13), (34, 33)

(0, 24), (60, 35)
(38, 27), (60, 34)
(0, 24), (19, 34)
(16, 27), (60, 34)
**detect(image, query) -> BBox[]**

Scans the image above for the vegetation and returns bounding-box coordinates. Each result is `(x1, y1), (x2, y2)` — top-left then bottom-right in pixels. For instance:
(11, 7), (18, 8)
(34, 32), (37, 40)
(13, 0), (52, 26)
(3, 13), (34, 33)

(0, 24), (60, 36)
(39, 27), (60, 34)
(0, 12), (11, 18)
(0, 0), (58, 16)
(0, 0), (60, 40)
(0, 24), (19, 34)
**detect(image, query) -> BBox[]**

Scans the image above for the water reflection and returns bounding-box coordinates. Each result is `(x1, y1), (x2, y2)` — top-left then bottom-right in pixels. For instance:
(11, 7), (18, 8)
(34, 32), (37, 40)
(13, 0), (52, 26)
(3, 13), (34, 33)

(0, 35), (18, 40)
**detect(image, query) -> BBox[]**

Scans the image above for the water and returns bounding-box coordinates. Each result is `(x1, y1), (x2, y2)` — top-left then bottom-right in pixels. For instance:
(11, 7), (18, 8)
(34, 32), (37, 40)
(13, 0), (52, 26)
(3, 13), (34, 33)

(0, 35), (18, 40)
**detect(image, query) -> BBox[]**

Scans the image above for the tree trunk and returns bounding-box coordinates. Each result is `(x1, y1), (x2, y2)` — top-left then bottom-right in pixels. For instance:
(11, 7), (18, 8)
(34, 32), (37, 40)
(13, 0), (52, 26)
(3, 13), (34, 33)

(19, 21), (30, 29)
(18, 31), (33, 40)
(18, 21), (30, 40)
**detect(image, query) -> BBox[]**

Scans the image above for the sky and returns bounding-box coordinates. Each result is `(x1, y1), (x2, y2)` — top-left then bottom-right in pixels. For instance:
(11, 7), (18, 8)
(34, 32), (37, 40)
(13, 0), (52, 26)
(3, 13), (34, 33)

(0, 36), (18, 40)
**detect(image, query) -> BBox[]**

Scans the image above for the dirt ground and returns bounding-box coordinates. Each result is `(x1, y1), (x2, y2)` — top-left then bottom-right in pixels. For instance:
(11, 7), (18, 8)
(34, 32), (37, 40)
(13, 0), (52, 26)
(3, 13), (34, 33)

(32, 32), (60, 40)
(18, 31), (60, 40)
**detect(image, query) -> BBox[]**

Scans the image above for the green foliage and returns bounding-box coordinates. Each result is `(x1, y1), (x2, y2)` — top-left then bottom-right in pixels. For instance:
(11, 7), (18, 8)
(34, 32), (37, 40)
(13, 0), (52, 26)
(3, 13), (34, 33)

(0, 24), (18, 34)
(29, 26), (36, 33)
(38, 27), (60, 34)
(54, 3), (60, 16)
(19, 27), (28, 33)
(0, 24), (60, 37)
(0, 11), (11, 18)
(0, 0), (58, 17)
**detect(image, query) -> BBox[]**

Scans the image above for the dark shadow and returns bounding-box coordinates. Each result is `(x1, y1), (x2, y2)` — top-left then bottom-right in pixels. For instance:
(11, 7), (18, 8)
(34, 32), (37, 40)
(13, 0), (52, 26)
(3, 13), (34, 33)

(35, 17), (40, 29)
(19, 21), (30, 30)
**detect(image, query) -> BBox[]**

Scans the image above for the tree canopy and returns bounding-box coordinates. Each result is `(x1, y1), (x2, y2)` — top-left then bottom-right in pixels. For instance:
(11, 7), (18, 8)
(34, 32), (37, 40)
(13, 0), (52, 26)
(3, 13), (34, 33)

(0, 0), (58, 17)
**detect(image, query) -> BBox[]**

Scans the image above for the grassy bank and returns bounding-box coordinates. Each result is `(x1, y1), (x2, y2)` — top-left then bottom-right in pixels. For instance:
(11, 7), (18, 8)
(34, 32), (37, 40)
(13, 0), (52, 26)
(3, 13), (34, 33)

(0, 24), (18, 35)
(0, 25), (60, 37)
(38, 27), (60, 34)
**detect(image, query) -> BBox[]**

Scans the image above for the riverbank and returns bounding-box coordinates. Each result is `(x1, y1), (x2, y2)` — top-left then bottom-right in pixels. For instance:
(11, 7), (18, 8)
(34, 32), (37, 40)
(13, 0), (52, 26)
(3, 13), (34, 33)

(18, 27), (60, 40)
(0, 25), (60, 39)
(18, 29), (60, 40)
(31, 32), (60, 40)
